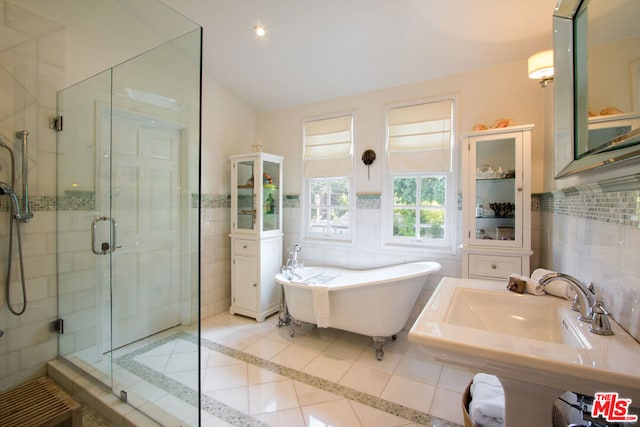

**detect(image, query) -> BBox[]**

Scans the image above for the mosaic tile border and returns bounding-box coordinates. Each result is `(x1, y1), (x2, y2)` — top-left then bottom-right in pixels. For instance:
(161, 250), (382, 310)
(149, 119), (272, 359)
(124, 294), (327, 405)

(0, 194), (96, 212)
(0, 193), (231, 212)
(197, 193), (230, 209)
(115, 331), (459, 427)
(283, 194), (299, 209)
(356, 193), (381, 209)
(21, 192), (389, 212)
(533, 173), (640, 228)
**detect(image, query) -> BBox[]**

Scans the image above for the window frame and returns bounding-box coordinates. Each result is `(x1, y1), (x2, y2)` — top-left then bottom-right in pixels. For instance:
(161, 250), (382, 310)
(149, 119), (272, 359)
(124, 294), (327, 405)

(383, 96), (458, 253)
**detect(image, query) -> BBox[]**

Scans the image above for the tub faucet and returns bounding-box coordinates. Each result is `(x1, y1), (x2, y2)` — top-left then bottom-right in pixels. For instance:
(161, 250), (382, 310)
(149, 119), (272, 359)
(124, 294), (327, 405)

(538, 272), (612, 335)
(282, 244), (302, 280)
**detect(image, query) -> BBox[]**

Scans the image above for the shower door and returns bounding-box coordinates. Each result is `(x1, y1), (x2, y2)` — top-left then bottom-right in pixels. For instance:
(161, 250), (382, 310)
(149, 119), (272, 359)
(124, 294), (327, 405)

(57, 28), (201, 426)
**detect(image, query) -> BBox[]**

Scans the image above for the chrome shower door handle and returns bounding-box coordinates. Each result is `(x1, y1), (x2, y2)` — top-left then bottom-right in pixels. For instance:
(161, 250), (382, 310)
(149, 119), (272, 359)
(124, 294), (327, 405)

(91, 216), (122, 255)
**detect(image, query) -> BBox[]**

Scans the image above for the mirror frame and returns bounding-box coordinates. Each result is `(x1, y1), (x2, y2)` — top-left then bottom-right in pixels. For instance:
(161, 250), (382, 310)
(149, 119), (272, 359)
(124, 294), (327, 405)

(553, 0), (640, 178)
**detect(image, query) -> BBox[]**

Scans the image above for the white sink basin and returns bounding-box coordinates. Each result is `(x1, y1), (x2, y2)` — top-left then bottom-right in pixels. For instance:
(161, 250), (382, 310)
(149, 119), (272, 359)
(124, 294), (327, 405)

(444, 287), (589, 348)
(409, 277), (640, 427)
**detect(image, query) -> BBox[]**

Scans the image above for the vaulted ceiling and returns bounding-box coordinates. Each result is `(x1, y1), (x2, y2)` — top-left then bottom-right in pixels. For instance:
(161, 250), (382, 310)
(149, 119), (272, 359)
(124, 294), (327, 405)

(162, 0), (558, 111)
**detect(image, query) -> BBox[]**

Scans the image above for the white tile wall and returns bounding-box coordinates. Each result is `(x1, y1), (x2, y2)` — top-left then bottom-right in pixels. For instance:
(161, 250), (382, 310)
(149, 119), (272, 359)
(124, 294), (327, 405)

(0, 1), (72, 391)
(0, 211), (59, 390)
(537, 180), (640, 343)
(541, 210), (640, 342)
(199, 206), (231, 319)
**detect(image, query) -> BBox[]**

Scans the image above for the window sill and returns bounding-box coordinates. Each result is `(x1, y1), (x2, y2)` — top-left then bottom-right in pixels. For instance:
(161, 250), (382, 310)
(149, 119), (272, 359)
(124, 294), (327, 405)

(383, 241), (458, 256)
(302, 236), (355, 247)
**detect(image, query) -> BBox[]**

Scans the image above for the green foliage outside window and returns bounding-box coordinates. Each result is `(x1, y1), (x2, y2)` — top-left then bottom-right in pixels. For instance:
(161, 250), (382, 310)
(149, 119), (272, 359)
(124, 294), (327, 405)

(393, 176), (445, 239)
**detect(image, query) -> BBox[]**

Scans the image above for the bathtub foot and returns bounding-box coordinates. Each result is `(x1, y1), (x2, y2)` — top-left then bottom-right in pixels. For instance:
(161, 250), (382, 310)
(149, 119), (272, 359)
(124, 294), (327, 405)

(277, 285), (291, 328)
(277, 310), (291, 328)
(373, 336), (386, 360)
(289, 319), (302, 338)
(392, 334), (397, 340)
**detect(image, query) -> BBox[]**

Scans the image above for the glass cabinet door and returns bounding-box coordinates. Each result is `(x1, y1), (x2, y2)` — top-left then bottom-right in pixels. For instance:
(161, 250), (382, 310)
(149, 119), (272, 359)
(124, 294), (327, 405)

(472, 136), (520, 245)
(262, 159), (280, 232)
(236, 159), (256, 230)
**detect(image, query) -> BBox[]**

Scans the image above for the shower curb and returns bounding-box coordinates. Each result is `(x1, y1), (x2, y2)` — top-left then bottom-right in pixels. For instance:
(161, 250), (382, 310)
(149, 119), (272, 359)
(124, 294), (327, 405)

(47, 358), (162, 427)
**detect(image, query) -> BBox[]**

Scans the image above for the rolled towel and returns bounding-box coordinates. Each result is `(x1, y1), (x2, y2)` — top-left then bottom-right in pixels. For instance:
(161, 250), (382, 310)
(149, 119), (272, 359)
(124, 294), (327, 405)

(507, 273), (544, 296)
(312, 284), (331, 328)
(531, 268), (577, 300)
(469, 373), (504, 427)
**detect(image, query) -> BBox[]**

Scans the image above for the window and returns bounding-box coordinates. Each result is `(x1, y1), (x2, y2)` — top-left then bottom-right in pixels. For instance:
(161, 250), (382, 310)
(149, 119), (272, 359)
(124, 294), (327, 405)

(392, 176), (446, 239)
(303, 114), (354, 240)
(386, 98), (456, 250)
(308, 177), (350, 235)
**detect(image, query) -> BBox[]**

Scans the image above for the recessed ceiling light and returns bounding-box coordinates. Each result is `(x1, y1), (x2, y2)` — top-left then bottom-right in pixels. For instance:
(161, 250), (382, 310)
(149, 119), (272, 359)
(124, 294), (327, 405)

(254, 25), (266, 37)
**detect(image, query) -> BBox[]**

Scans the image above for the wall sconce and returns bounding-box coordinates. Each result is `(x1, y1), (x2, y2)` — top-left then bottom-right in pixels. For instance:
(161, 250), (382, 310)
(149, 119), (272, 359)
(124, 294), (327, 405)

(528, 49), (554, 87)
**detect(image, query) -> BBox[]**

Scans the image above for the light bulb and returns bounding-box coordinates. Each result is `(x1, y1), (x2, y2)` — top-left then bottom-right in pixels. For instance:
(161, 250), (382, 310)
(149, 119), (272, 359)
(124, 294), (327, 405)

(254, 25), (266, 38)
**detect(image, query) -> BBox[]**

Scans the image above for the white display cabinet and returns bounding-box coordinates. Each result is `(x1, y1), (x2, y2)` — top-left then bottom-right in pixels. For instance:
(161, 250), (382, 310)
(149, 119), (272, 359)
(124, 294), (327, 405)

(229, 152), (283, 321)
(461, 125), (534, 279)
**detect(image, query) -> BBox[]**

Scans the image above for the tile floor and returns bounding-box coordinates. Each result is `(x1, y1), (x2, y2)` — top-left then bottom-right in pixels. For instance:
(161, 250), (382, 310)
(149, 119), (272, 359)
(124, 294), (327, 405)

(196, 312), (472, 426)
(65, 311), (474, 426)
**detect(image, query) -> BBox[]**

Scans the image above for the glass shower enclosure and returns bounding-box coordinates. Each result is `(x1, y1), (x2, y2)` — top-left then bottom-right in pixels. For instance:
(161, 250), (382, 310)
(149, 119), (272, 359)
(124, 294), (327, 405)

(56, 22), (202, 427)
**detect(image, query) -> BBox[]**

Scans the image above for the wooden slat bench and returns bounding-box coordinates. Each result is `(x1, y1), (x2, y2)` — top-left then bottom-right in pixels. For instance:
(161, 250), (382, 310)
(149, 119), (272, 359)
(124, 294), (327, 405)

(0, 376), (82, 427)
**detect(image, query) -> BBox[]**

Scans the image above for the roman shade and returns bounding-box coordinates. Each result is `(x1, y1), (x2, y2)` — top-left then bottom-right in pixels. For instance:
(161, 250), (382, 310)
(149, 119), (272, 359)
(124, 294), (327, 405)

(387, 100), (453, 173)
(303, 115), (353, 178)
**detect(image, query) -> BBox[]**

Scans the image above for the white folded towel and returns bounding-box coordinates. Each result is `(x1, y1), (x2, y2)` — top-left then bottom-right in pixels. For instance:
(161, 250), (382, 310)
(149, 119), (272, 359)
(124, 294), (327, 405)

(312, 284), (331, 328)
(508, 273), (544, 296)
(469, 373), (504, 427)
(531, 268), (577, 300)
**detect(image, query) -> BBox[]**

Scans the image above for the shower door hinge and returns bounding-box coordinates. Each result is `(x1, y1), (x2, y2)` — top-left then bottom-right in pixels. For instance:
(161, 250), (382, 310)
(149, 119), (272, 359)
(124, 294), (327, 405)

(49, 116), (63, 132)
(50, 318), (64, 335)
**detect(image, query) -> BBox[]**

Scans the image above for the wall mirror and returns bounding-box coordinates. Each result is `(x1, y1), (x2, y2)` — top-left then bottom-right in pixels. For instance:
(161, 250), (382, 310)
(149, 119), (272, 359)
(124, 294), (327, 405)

(553, 0), (640, 178)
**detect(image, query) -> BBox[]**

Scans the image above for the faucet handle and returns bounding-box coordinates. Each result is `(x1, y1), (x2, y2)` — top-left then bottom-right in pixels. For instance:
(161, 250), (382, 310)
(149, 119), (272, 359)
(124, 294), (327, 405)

(590, 302), (614, 336)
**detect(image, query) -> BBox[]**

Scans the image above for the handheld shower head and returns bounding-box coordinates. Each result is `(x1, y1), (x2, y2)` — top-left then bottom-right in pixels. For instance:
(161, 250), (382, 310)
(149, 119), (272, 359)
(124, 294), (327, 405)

(0, 181), (20, 217)
(0, 181), (13, 195)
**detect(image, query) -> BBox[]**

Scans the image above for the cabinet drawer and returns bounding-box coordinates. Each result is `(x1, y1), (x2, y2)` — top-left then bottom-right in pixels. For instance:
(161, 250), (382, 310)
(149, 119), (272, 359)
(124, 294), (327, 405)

(235, 239), (258, 256)
(468, 255), (522, 279)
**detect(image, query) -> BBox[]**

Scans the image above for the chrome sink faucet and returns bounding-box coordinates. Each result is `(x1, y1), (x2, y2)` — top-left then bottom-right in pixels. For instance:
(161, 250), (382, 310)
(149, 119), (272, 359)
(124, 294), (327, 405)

(282, 244), (302, 280)
(538, 272), (613, 335)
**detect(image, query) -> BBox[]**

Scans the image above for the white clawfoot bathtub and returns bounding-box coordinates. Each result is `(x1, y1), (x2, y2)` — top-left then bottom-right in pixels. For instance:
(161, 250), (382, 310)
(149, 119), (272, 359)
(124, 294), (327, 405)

(275, 261), (441, 360)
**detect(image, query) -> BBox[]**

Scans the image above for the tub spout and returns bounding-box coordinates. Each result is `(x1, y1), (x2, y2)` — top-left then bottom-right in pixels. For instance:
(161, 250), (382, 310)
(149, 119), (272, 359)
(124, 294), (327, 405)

(282, 244), (302, 280)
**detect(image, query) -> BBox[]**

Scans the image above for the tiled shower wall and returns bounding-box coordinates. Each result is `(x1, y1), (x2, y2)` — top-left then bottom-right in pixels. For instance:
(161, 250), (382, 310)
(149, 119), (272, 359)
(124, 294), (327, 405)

(0, 2), (64, 391)
(536, 174), (640, 343)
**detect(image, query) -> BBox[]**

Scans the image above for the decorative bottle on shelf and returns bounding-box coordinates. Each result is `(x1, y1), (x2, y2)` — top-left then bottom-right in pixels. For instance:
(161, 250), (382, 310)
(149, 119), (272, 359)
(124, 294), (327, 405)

(266, 193), (274, 214)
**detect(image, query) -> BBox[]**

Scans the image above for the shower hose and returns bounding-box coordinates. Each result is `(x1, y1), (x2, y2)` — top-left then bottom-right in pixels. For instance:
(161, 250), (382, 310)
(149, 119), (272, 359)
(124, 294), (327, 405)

(5, 198), (27, 316)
